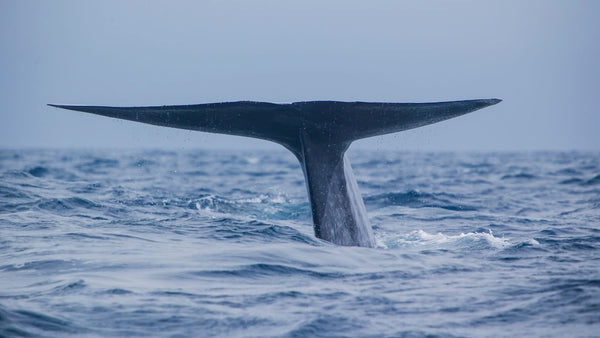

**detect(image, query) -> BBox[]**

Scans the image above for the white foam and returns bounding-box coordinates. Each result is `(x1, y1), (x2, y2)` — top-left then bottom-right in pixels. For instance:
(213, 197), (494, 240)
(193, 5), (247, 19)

(379, 229), (510, 250)
(237, 196), (264, 203)
(245, 157), (260, 164)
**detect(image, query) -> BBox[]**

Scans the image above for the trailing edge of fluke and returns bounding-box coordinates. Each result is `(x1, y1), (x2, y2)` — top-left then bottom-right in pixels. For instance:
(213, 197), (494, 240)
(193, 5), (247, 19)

(49, 99), (501, 247)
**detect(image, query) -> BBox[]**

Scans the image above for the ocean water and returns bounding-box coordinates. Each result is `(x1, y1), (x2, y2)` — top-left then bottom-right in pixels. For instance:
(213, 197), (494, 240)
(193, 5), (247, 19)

(1, 149), (599, 337)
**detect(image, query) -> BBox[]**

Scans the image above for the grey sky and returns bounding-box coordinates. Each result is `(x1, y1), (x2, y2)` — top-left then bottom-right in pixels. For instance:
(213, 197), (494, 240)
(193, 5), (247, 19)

(1, 0), (598, 151)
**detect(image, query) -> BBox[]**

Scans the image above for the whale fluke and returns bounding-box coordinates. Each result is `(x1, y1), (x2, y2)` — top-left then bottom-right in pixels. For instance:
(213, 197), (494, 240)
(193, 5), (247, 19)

(49, 99), (501, 247)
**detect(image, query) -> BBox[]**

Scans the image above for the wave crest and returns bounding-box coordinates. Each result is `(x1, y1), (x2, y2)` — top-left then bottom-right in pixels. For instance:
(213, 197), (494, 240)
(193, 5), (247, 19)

(379, 229), (510, 251)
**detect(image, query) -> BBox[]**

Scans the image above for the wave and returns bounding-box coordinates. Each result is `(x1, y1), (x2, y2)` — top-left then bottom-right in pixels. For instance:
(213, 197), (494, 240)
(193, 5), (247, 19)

(200, 221), (320, 245)
(285, 314), (366, 337)
(379, 229), (510, 251)
(36, 197), (103, 212)
(500, 173), (538, 180)
(561, 174), (600, 186)
(0, 259), (81, 273)
(0, 305), (82, 337)
(0, 185), (32, 200)
(190, 263), (342, 280)
(74, 158), (120, 174)
(366, 190), (478, 211)
(190, 193), (311, 222)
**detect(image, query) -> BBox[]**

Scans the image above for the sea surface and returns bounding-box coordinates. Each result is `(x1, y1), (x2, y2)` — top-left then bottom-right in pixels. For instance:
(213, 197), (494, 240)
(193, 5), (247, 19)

(1, 149), (599, 337)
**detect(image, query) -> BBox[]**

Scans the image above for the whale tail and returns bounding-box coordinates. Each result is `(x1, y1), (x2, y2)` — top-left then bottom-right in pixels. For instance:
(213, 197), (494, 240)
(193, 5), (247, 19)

(48, 99), (500, 152)
(49, 99), (501, 247)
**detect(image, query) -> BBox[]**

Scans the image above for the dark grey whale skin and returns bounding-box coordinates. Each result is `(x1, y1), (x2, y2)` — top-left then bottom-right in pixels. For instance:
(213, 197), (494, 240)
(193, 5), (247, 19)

(49, 99), (501, 247)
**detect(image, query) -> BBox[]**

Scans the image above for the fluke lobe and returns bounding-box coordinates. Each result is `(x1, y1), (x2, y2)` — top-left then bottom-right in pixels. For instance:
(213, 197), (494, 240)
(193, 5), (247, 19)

(49, 99), (501, 247)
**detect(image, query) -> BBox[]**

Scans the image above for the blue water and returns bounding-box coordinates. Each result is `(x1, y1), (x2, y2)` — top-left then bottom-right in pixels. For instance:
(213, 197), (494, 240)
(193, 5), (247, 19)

(1, 149), (599, 337)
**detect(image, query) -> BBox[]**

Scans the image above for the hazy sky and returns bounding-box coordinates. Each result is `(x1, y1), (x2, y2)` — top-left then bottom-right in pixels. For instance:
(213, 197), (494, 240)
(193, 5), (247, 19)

(1, 0), (599, 151)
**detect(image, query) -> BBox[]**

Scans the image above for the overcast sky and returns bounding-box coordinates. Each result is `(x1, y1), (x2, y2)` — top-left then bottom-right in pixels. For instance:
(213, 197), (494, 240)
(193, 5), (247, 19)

(1, 0), (599, 151)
